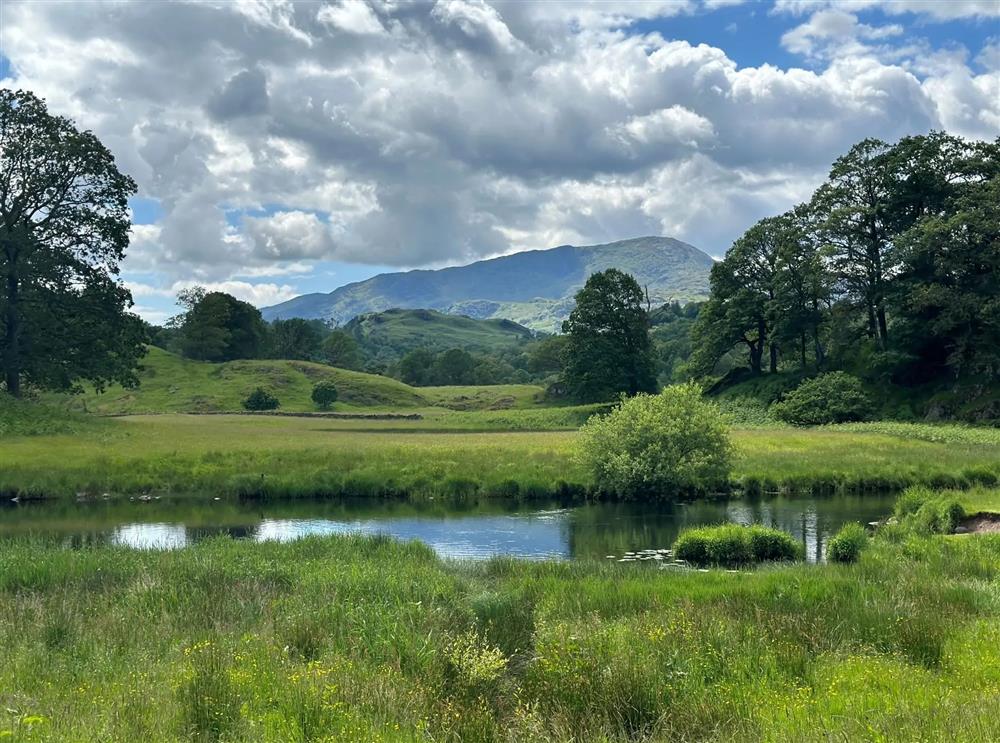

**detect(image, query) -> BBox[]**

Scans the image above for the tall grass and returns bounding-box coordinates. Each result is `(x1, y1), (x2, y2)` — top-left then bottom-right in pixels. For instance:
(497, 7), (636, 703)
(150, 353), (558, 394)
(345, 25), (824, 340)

(1, 497), (1000, 741)
(3, 414), (1000, 499)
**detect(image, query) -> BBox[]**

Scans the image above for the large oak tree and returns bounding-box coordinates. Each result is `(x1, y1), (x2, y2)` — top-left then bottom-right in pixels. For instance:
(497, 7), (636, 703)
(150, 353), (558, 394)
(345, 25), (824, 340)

(0, 89), (144, 396)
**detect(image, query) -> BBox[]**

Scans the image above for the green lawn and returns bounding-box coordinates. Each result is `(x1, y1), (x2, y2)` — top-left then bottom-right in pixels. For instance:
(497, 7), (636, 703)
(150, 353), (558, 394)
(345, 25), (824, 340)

(2, 413), (998, 499)
(2, 513), (1000, 741)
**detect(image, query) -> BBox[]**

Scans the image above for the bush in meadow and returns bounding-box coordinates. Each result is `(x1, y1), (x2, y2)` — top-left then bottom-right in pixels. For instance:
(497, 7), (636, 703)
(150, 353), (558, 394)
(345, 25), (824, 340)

(578, 383), (731, 499)
(311, 381), (339, 410)
(242, 387), (280, 411)
(772, 372), (871, 426)
(827, 522), (868, 563)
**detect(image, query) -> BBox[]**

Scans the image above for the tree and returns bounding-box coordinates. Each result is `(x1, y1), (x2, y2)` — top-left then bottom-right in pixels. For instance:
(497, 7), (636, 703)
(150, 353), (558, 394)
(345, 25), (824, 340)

(311, 380), (339, 410)
(527, 335), (569, 375)
(811, 139), (898, 351)
(173, 289), (266, 362)
(892, 175), (1000, 382)
(0, 89), (145, 396)
(398, 348), (434, 386)
(770, 208), (830, 370)
(269, 318), (323, 361)
(561, 269), (656, 402)
(321, 330), (363, 370)
(690, 217), (785, 375)
(242, 387), (279, 411)
(431, 348), (476, 385)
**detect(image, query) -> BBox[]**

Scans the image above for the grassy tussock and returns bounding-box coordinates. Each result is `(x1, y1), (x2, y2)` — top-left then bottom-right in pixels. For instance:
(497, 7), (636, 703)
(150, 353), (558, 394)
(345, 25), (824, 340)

(2, 511), (1000, 741)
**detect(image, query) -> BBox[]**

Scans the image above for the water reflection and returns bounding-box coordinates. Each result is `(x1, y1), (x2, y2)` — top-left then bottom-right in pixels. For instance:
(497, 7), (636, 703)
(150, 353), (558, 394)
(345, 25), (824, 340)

(0, 494), (894, 562)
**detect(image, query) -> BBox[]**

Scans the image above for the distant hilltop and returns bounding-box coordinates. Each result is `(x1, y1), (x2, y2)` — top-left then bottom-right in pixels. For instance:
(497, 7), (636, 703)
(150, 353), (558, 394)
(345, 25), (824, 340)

(261, 236), (714, 332)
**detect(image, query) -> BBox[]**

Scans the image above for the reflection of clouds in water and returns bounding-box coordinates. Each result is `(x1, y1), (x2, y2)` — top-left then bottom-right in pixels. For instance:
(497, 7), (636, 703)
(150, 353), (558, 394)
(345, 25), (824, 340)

(255, 516), (569, 560)
(112, 523), (187, 550)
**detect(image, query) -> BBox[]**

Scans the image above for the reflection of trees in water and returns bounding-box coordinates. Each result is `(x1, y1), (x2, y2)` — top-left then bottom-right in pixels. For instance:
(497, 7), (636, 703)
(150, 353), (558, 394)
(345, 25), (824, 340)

(565, 495), (895, 563)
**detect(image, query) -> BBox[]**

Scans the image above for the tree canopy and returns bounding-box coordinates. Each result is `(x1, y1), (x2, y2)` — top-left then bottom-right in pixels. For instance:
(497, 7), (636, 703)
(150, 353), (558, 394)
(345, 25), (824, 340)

(692, 131), (999, 393)
(171, 288), (267, 362)
(561, 268), (656, 402)
(0, 89), (145, 395)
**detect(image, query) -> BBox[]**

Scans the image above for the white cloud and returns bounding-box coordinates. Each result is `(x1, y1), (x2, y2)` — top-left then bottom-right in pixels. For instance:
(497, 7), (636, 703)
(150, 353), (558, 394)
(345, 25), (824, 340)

(774, 1), (1000, 20)
(1, 0), (994, 295)
(781, 9), (902, 59)
(316, 1), (385, 35)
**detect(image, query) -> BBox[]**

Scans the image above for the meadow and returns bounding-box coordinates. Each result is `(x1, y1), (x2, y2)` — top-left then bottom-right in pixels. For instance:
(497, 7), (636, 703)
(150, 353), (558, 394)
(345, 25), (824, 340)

(2, 410), (999, 500)
(1, 488), (1000, 742)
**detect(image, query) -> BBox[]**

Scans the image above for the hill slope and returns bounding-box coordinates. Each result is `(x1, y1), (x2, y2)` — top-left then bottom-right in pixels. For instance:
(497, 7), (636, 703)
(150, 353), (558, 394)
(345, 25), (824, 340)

(48, 347), (544, 415)
(345, 308), (537, 363)
(263, 236), (714, 332)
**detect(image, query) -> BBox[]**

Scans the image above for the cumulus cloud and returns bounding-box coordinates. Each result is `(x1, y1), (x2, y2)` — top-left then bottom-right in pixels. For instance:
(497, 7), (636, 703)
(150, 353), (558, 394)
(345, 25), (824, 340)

(0, 0), (996, 312)
(773, 1), (1000, 20)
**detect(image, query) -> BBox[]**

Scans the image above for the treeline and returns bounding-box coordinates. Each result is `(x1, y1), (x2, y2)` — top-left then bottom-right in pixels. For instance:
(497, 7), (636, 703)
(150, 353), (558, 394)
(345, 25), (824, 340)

(690, 132), (999, 391)
(149, 288), (570, 386)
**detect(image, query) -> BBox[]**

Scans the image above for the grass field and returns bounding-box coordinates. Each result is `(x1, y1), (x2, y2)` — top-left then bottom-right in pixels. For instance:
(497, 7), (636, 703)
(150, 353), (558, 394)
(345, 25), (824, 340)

(43, 346), (547, 415)
(1, 490), (1000, 741)
(2, 412), (999, 499)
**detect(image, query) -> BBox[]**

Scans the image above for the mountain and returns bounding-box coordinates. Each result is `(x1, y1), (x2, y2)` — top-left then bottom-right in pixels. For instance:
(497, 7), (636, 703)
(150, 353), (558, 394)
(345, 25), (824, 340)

(262, 236), (715, 332)
(344, 308), (537, 364)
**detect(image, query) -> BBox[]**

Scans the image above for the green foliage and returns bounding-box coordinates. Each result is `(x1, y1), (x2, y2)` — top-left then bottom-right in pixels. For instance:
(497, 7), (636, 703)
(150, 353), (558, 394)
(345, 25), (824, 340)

(672, 524), (802, 566)
(320, 329), (363, 370)
(772, 372), (871, 425)
(268, 318), (325, 361)
(826, 522), (868, 563)
(310, 381), (338, 410)
(562, 269), (657, 403)
(0, 88), (145, 396)
(578, 383), (731, 498)
(173, 288), (267, 362)
(691, 132), (999, 417)
(241, 387), (279, 411)
(892, 486), (966, 535)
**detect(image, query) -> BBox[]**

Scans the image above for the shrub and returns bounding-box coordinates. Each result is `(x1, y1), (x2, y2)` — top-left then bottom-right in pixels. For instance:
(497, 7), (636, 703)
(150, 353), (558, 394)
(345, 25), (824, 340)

(673, 524), (801, 567)
(577, 383), (731, 499)
(772, 372), (871, 426)
(827, 522), (868, 563)
(241, 387), (279, 411)
(915, 498), (965, 535)
(893, 487), (966, 535)
(311, 381), (339, 410)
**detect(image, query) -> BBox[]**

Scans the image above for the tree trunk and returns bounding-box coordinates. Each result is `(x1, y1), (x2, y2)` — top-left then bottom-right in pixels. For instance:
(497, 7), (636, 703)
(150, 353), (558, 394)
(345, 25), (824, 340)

(800, 332), (807, 369)
(876, 305), (889, 350)
(3, 262), (20, 397)
(769, 341), (778, 374)
(748, 339), (762, 375)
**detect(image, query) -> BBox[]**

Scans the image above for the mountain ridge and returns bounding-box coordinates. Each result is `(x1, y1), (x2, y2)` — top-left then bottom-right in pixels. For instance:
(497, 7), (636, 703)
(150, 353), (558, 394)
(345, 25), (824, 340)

(262, 236), (714, 332)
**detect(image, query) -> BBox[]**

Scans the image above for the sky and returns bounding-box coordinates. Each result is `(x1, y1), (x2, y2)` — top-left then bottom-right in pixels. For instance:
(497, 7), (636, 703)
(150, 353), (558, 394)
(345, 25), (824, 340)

(0, 0), (997, 324)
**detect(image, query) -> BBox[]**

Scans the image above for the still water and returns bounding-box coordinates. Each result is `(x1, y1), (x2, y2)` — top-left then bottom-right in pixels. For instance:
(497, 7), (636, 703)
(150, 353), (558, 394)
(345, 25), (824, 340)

(0, 494), (894, 562)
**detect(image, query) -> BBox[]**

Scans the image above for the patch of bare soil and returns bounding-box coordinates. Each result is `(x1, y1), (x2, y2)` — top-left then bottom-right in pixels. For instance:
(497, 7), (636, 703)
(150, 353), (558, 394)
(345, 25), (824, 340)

(960, 512), (1000, 534)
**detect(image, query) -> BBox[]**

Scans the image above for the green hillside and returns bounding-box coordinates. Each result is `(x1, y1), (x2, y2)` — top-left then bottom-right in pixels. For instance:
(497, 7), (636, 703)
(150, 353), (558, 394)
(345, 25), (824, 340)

(48, 346), (546, 415)
(263, 236), (714, 332)
(345, 308), (537, 363)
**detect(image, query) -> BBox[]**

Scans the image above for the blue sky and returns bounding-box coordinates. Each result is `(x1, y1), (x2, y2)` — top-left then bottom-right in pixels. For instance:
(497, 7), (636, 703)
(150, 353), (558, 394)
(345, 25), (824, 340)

(1, 0), (997, 324)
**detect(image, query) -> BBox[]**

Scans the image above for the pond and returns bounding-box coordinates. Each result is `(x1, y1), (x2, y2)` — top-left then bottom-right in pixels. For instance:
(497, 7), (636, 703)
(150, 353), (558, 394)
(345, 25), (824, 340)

(0, 493), (895, 562)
